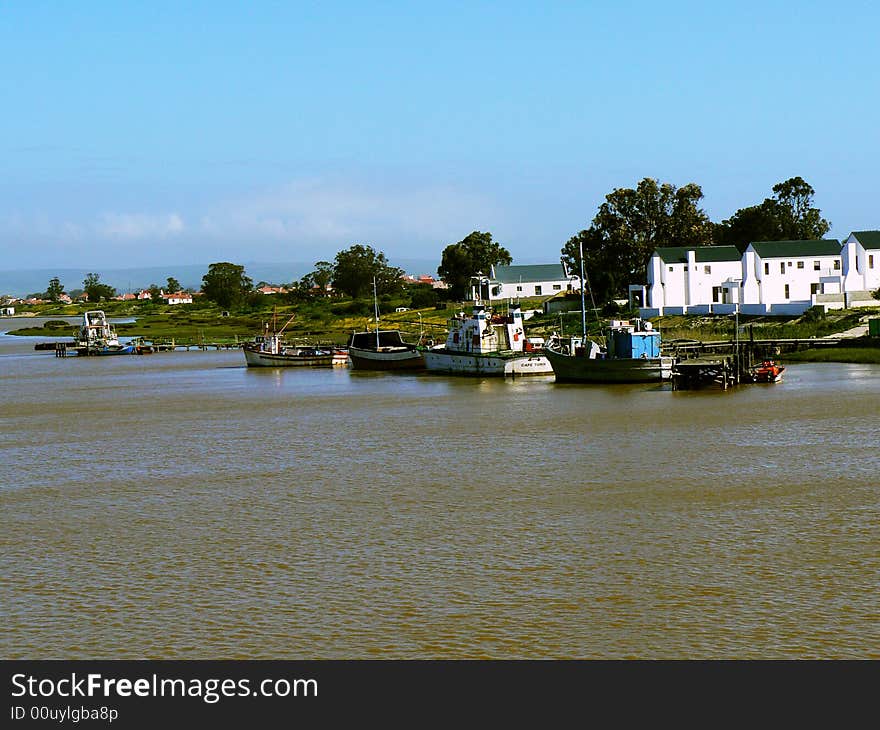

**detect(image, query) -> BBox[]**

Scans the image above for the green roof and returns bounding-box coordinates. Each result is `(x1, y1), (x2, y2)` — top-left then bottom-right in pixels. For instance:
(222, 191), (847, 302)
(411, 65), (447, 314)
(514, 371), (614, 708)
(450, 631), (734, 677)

(749, 239), (841, 258)
(491, 264), (567, 283)
(655, 245), (741, 264)
(851, 231), (880, 250)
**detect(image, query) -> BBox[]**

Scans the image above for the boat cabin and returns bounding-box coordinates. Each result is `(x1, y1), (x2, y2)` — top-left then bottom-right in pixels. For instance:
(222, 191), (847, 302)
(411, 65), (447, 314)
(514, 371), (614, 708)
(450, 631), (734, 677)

(444, 304), (527, 354)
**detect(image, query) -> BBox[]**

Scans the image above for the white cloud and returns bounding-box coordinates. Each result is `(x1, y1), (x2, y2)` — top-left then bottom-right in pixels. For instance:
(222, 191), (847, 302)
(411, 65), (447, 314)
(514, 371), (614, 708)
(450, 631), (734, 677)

(197, 178), (501, 249)
(98, 212), (185, 239)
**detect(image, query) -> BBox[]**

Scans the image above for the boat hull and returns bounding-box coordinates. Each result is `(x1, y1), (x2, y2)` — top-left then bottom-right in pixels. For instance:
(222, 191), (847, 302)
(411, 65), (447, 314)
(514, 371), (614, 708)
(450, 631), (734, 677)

(423, 349), (553, 377)
(73, 345), (135, 356)
(348, 346), (425, 371)
(545, 347), (672, 383)
(243, 347), (345, 368)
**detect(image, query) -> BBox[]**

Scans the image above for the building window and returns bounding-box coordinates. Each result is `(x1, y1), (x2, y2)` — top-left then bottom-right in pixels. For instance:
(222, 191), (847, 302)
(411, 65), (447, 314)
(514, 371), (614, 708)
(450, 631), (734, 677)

(668, 266), (674, 272)
(797, 261), (804, 269)
(552, 284), (561, 291)
(870, 255), (875, 269)
(780, 262), (785, 274)
(712, 286), (722, 303)
(764, 262), (769, 275)
(811, 283), (819, 295)
(516, 285), (522, 292)
(534, 286), (542, 295)
(787, 261), (792, 267)
(833, 259), (840, 270)
(814, 261), (821, 270)
(704, 265), (711, 274)
(784, 284), (790, 299)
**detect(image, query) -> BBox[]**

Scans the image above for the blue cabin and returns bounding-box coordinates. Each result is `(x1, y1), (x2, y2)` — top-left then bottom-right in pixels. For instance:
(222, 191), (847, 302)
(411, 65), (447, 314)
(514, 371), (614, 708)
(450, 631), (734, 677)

(606, 320), (661, 359)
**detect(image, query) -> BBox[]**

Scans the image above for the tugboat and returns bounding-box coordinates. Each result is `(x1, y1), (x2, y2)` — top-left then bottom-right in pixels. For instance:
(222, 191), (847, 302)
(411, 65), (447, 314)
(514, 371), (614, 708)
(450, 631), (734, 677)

(423, 303), (552, 376)
(751, 359), (785, 383)
(72, 311), (134, 356)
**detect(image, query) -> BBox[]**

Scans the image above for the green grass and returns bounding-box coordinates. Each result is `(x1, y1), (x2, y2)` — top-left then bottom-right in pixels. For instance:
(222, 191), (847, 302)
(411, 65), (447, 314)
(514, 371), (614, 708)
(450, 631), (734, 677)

(783, 347), (880, 364)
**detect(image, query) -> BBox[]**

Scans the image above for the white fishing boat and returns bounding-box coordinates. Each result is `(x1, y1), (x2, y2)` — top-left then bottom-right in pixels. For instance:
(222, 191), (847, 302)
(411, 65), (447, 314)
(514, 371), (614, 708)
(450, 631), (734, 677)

(423, 303), (552, 376)
(72, 310), (134, 356)
(243, 312), (348, 367)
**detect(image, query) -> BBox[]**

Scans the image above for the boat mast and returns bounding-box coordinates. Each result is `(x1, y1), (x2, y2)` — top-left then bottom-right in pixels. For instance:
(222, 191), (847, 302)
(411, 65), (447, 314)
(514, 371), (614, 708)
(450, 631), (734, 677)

(578, 239), (587, 339)
(373, 277), (380, 349)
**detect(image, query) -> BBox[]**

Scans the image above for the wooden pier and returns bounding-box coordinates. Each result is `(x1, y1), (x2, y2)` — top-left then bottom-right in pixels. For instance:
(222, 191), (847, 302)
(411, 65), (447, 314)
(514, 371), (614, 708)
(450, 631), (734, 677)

(666, 327), (783, 389)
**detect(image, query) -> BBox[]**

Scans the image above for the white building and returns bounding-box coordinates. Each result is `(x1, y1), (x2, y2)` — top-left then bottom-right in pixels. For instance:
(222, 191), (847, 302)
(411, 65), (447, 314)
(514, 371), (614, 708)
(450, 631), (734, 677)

(740, 239), (842, 315)
(164, 292), (193, 305)
(473, 263), (574, 301)
(631, 245), (742, 315)
(636, 235), (880, 317)
(842, 231), (880, 306)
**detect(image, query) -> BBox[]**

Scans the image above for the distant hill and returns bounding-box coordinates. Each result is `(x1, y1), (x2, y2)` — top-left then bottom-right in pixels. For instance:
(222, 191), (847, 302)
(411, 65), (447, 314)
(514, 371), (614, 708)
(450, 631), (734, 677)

(0, 259), (439, 298)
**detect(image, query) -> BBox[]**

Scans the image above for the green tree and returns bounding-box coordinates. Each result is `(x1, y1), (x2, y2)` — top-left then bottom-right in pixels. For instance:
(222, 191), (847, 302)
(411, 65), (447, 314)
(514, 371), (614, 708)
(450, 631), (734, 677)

(331, 245), (403, 299)
(714, 176), (831, 249)
(82, 272), (117, 303)
(166, 277), (182, 293)
(201, 262), (253, 309)
(148, 284), (163, 303)
(45, 277), (64, 302)
(437, 231), (512, 300)
(310, 261), (333, 295)
(561, 178), (712, 303)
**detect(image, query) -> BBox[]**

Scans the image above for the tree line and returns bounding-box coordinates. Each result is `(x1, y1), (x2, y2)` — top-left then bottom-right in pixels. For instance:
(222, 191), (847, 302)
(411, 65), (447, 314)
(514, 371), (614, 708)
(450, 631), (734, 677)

(33, 175), (831, 310)
(561, 176), (831, 304)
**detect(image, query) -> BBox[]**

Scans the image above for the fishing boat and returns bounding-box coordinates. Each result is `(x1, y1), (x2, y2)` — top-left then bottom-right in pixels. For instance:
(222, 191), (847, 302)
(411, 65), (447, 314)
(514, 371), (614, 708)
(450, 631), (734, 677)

(72, 310), (134, 356)
(545, 319), (673, 383)
(751, 359), (785, 383)
(347, 278), (428, 370)
(423, 303), (553, 376)
(347, 329), (428, 370)
(243, 312), (348, 368)
(542, 240), (671, 383)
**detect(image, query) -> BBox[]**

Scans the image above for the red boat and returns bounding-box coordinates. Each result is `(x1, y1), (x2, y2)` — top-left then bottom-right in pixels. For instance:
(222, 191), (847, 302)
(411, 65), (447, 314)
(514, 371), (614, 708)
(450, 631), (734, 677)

(752, 359), (785, 383)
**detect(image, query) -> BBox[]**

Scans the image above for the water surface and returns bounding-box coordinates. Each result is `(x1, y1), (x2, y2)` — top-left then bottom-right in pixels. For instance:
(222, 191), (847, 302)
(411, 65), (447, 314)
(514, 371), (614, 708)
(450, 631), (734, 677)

(2, 335), (878, 658)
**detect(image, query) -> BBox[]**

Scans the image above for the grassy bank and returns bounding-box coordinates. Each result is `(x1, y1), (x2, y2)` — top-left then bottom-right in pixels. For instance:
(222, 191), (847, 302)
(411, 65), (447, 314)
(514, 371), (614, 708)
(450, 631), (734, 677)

(782, 347), (880, 364)
(9, 299), (880, 364)
(7, 297), (541, 346)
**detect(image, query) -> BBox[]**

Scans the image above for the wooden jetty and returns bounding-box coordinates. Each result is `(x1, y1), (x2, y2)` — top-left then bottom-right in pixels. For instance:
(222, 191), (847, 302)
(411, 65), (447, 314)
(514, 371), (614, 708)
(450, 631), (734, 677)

(666, 326), (784, 389)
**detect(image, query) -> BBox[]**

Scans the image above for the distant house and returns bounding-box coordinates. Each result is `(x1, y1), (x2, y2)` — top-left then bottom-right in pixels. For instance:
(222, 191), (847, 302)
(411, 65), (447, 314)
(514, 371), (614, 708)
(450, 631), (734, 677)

(136, 289), (154, 300)
(0, 306), (14, 316)
(257, 285), (288, 295)
(58, 294), (72, 304)
(163, 292), (193, 305)
(473, 263), (573, 301)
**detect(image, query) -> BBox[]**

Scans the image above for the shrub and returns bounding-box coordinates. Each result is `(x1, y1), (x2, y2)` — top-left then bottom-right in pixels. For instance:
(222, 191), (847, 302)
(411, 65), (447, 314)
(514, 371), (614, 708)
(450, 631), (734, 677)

(43, 320), (70, 329)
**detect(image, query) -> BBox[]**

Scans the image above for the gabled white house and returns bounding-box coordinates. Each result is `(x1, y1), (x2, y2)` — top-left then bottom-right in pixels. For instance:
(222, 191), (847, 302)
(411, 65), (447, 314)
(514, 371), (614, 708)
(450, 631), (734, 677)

(472, 263), (574, 301)
(632, 245), (743, 315)
(636, 236), (880, 316)
(740, 239), (842, 314)
(842, 231), (880, 304)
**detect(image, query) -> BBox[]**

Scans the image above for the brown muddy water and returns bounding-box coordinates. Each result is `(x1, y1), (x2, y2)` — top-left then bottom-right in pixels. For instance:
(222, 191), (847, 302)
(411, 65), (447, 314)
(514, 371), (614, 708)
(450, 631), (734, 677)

(1, 320), (879, 658)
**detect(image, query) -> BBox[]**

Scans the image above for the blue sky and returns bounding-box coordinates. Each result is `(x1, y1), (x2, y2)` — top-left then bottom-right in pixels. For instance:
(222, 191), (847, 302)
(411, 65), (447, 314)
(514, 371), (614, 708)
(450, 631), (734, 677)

(1, 1), (878, 273)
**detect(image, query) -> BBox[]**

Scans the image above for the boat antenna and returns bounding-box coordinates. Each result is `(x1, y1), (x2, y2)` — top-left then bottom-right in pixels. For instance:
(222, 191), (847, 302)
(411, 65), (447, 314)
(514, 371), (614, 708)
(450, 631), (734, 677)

(373, 276), (380, 349)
